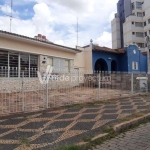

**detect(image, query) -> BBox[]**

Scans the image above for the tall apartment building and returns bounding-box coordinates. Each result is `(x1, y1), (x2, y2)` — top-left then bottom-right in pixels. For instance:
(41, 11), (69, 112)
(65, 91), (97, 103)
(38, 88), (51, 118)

(111, 0), (150, 51)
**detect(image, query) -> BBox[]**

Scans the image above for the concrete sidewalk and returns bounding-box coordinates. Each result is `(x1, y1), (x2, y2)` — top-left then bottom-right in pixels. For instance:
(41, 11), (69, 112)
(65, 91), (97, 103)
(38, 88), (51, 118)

(93, 122), (150, 150)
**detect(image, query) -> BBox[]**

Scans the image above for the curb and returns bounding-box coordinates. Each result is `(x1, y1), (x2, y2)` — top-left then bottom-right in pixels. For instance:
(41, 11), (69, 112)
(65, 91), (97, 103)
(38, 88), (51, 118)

(114, 113), (150, 132)
(77, 133), (108, 146)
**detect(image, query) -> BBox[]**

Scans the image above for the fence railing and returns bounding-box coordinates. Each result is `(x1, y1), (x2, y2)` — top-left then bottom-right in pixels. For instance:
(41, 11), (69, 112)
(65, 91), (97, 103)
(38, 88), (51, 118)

(0, 71), (149, 116)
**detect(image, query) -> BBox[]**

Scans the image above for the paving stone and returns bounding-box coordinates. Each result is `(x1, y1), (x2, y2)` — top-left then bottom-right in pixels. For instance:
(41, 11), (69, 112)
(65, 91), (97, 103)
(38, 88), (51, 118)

(102, 109), (118, 113)
(100, 114), (118, 120)
(70, 121), (95, 130)
(31, 131), (63, 144)
(104, 105), (117, 109)
(1, 131), (35, 140)
(0, 118), (26, 125)
(134, 102), (146, 105)
(44, 121), (72, 130)
(121, 110), (135, 114)
(20, 121), (48, 129)
(137, 106), (148, 109)
(65, 108), (82, 113)
(120, 102), (132, 105)
(121, 106), (133, 109)
(0, 144), (19, 150)
(38, 113), (59, 118)
(79, 114), (98, 119)
(83, 109), (100, 113)
(92, 123), (150, 150)
(0, 128), (12, 134)
(57, 113), (77, 119)
(133, 100), (144, 103)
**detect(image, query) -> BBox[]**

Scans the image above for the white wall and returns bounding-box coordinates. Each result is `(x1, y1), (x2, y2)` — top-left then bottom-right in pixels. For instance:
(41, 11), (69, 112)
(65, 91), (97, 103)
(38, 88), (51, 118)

(111, 18), (121, 49)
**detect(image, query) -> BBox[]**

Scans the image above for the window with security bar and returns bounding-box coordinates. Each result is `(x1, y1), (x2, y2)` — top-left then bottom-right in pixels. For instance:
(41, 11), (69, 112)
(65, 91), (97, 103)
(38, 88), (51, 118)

(0, 50), (38, 78)
(132, 62), (138, 70)
(0, 50), (8, 77)
(30, 55), (38, 78)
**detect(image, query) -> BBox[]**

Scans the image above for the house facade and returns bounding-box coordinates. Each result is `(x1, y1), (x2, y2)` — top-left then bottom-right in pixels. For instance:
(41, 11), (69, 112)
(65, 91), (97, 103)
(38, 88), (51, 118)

(0, 30), (84, 78)
(78, 41), (147, 73)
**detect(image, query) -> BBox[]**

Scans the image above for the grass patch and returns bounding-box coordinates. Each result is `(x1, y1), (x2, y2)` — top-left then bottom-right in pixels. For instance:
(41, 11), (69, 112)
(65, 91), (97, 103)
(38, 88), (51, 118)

(19, 138), (30, 147)
(103, 125), (114, 133)
(120, 117), (130, 122)
(131, 112), (144, 117)
(82, 136), (92, 142)
(61, 99), (117, 109)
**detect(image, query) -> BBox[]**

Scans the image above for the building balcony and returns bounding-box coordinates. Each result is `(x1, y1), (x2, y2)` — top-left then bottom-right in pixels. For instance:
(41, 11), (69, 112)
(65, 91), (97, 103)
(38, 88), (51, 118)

(125, 15), (143, 22)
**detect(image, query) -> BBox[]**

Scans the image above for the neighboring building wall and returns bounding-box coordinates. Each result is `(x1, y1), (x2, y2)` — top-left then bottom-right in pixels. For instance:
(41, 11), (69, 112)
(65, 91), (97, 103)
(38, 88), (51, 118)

(84, 43), (93, 71)
(111, 17), (121, 49)
(74, 46), (85, 71)
(124, 0), (132, 18)
(117, 0), (126, 48)
(112, 0), (150, 51)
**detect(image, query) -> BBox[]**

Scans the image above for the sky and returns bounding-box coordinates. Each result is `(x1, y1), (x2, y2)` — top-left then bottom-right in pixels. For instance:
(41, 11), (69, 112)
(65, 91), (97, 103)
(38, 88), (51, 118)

(0, 0), (118, 48)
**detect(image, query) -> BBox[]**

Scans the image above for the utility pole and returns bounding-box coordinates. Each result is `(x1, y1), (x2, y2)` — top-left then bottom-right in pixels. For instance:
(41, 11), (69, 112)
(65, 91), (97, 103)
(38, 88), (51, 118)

(77, 17), (78, 47)
(10, 0), (13, 32)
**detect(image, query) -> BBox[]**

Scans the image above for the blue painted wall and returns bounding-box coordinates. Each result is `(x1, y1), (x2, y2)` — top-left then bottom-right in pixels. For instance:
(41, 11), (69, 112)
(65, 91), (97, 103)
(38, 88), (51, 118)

(92, 51), (120, 72)
(92, 45), (147, 73)
(125, 45), (147, 73)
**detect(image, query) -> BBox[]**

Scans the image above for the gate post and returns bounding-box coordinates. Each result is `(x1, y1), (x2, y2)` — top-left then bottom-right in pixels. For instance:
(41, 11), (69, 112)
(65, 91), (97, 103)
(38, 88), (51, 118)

(22, 71), (25, 111)
(98, 73), (101, 101)
(46, 83), (49, 109)
(131, 72), (134, 94)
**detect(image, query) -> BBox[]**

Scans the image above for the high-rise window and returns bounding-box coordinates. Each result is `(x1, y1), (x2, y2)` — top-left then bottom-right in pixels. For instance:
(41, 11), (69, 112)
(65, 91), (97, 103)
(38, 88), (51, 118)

(148, 19), (150, 24)
(137, 43), (145, 48)
(145, 32), (147, 37)
(143, 12), (145, 16)
(137, 12), (143, 17)
(136, 32), (144, 37)
(136, 2), (142, 9)
(144, 22), (146, 26)
(132, 2), (135, 10)
(135, 22), (143, 27)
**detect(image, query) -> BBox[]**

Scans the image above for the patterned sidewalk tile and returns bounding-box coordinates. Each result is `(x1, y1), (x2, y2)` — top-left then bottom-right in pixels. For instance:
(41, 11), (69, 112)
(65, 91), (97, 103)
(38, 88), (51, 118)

(0, 96), (149, 150)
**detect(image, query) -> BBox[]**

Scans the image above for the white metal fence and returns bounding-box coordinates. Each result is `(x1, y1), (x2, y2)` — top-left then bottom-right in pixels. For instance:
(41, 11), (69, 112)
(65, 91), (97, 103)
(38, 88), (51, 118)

(0, 71), (149, 116)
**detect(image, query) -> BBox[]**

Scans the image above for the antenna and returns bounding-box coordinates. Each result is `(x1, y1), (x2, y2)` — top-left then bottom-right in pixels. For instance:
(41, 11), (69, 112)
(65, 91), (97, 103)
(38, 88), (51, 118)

(77, 17), (78, 47)
(10, 0), (13, 32)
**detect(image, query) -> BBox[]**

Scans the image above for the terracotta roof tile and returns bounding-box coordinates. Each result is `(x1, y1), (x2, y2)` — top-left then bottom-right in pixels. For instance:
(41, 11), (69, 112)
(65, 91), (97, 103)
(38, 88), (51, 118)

(93, 45), (125, 53)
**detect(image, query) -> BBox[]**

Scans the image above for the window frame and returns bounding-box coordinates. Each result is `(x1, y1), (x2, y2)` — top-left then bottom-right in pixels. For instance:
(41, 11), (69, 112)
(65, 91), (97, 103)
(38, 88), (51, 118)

(132, 62), (138, 70)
